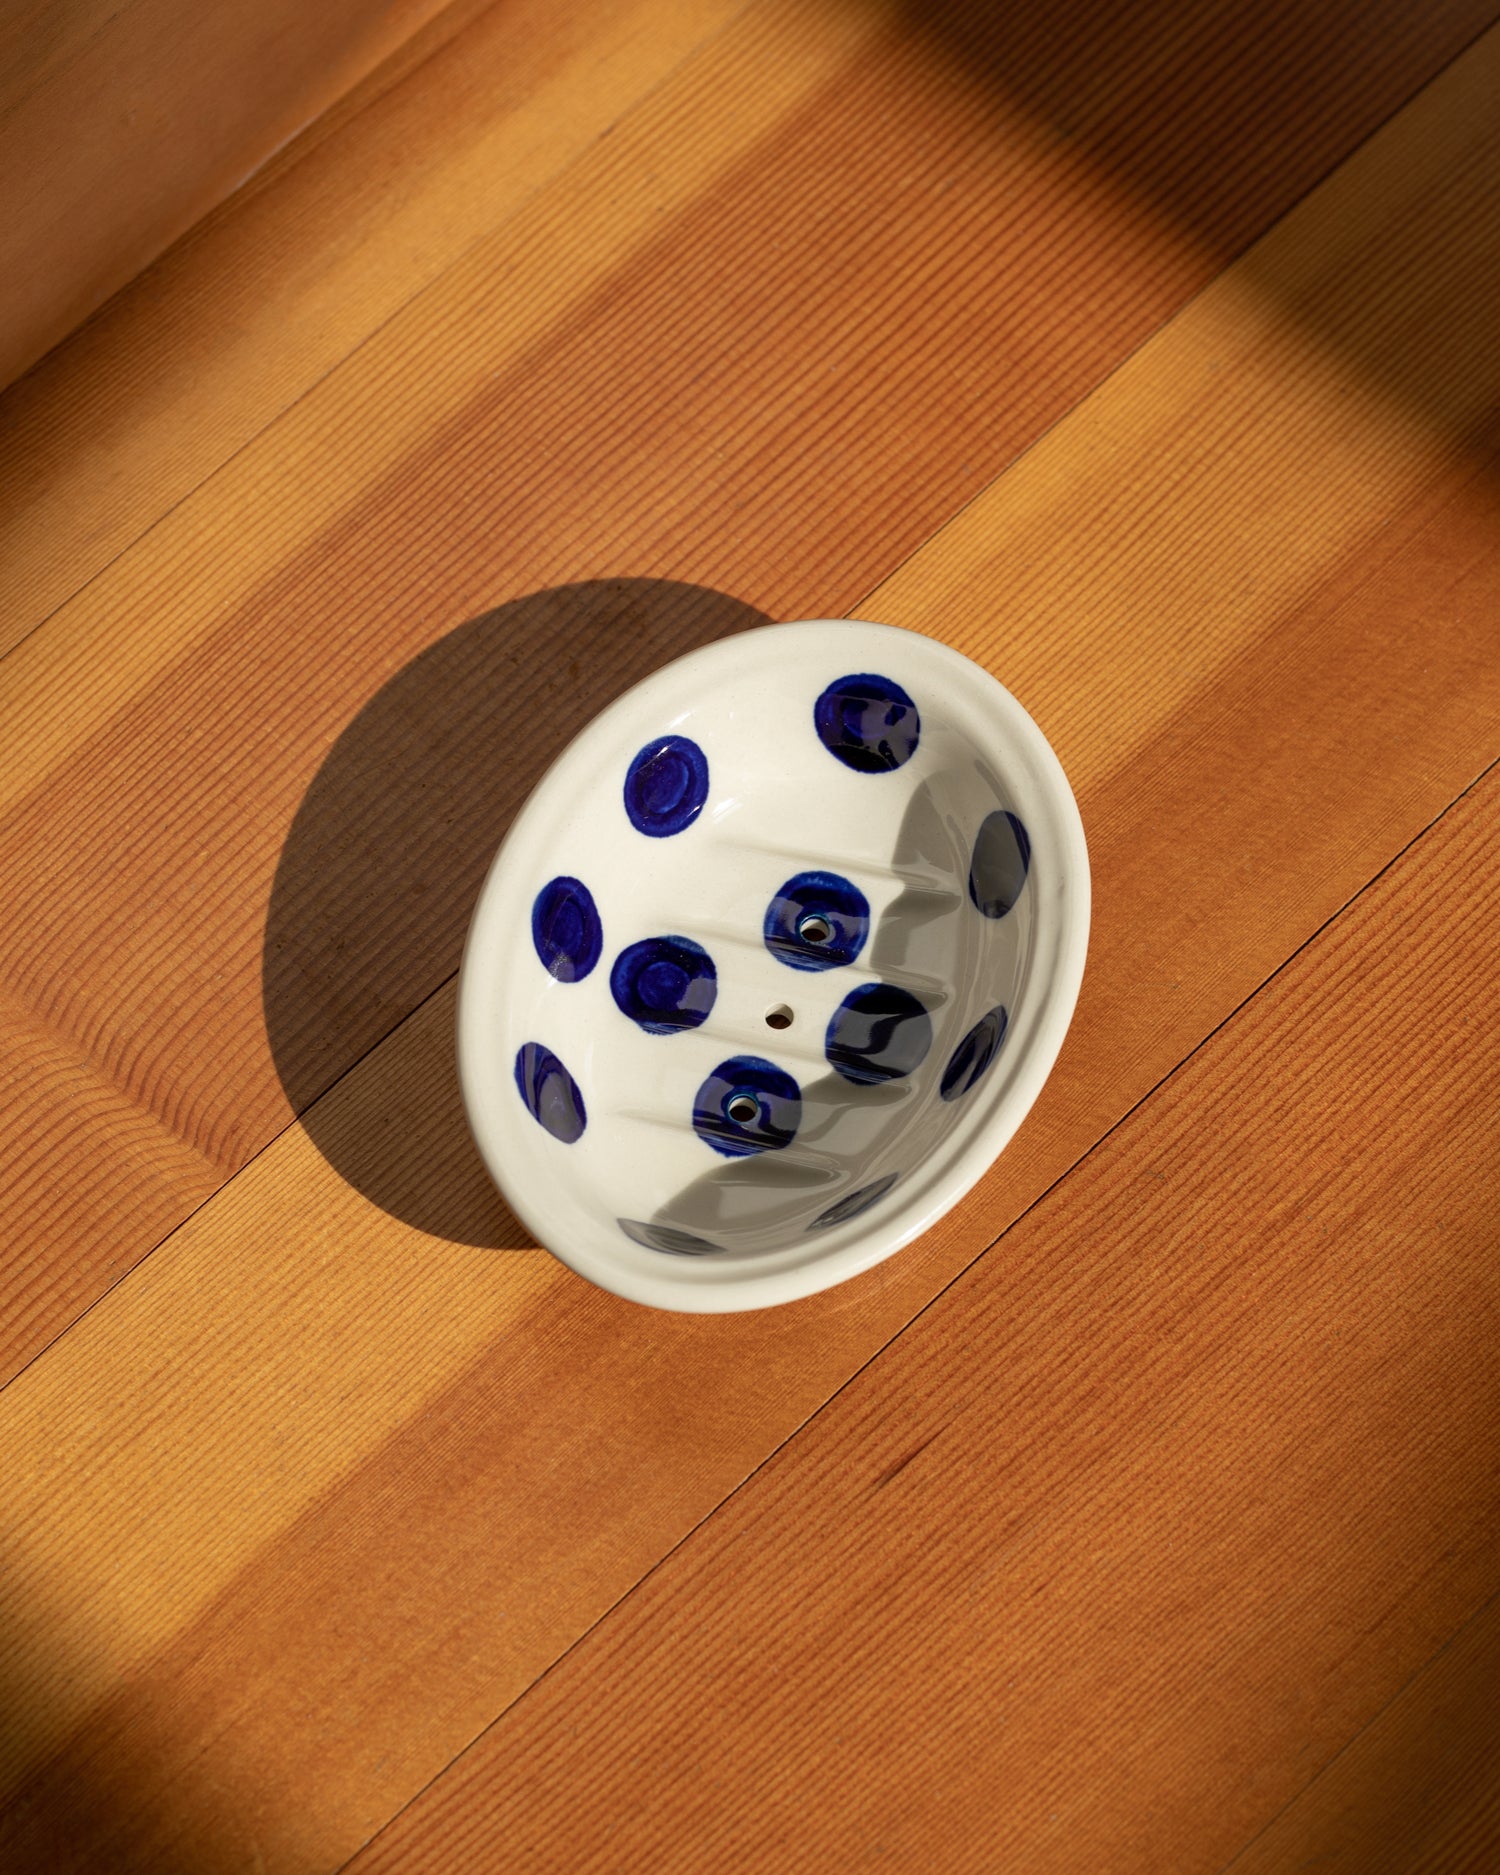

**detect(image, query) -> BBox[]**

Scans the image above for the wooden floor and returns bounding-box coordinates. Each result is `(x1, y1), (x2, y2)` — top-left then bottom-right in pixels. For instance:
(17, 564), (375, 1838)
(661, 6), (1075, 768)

(1, 1), (1498, 1869)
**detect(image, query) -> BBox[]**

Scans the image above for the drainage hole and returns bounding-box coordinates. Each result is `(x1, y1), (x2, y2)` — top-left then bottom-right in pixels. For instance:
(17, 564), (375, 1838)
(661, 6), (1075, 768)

(764, 1004), (794, 1031)
(797, 914), (834, 946)
(726, 1094), (760, 1124)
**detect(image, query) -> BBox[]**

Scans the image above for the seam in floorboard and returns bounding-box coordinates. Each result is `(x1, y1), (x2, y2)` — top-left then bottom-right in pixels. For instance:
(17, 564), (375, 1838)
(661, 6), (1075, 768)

(838, 10), (1500, 622)
(2, 1), (1491, 1285)
(9, 745), (1492, 1415)
(1210, 1582), (1500, 1875)
(0, 0), (763, 653)
(8, 5), (1499, 665)
(1, 12), (1493, 1264)
(328, 750), (1500, 1873)
(207, 0), (518, 209)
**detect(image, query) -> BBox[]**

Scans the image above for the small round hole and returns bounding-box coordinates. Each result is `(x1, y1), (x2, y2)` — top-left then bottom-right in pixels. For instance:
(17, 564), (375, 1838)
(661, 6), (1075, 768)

(764, 1004), (794, 1031)
(726, 1094), (760, 1124)
(797, 914), (834, 946)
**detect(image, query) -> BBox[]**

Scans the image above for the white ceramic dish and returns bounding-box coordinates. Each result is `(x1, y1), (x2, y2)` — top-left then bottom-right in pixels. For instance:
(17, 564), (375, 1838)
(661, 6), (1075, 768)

(457, 619), (1088, 1311)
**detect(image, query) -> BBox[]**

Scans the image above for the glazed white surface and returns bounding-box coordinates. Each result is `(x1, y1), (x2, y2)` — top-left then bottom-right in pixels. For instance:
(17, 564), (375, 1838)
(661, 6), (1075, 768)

(457, 619), (1089, 1311)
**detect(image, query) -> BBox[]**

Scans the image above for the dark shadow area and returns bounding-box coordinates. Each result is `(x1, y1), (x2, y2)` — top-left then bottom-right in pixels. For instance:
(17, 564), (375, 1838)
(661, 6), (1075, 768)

(263, 578), (771, 1244)
(907, 0), (1477, 255)
(902, 0), (1500, 461)
(0, 1684), (247, 1875)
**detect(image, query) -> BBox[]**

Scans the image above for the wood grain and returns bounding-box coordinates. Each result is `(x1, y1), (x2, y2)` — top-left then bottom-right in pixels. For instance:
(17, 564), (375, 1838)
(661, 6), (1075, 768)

(0, 0), (748, 630)
(342, 763), (1500, 1875)
(0, 0), (1495, 1391)
(5, 0), (1489, 641)
(0, 26), (1497, 1870)
(1227, 1595), (1500, 1874)
(0, 0), (457, 390)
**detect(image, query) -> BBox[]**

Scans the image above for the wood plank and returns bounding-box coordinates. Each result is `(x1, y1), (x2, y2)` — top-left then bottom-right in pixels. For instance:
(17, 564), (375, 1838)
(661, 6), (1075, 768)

(1, 37), (1499, 1871)
(0, 0), (458, 389)
(0, 0), (1495, 1383)
(0, 0), (748, 630)
(1226, 1595), (1500, 1875)
(340, 764), (1500, 1875)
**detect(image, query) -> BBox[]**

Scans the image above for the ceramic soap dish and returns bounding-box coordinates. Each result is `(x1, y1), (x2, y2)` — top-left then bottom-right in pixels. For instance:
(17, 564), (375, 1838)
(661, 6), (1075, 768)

(457, 619), (1089, 1311)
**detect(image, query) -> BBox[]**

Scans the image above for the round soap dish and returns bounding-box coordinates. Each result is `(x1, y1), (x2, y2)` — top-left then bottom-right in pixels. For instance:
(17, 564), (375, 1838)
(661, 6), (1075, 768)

(457, 619), (1088, 1312)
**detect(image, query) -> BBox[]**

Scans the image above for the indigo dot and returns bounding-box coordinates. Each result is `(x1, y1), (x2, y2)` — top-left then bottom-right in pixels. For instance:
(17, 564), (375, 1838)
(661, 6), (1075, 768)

(610, 935), (717, 1034)
(825, 982), (932, 1085)
(968, 810), (1031, 918)
(814, 672), (920, 773)
(810, 1173), (899, 1231)
(514, 1042), (587, 1143)
(940, 1005), (1009, 1102)
(693, 1055), (801, 1157)
(624, 736), (709, 836)
(619, 1219), (725, 1257)
(763, 870), (869, 972)
(531, 876), (602, 982)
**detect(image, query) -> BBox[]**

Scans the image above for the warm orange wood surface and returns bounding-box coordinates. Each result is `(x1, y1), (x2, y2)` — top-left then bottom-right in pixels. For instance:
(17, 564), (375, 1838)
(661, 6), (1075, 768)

(0, 0), (746, 629)
(348, 761), (1500, 1875)
(0, 0), (466, 390)
(1230, 1594), (1500, 1875)
(0, 2), (1496, 1871)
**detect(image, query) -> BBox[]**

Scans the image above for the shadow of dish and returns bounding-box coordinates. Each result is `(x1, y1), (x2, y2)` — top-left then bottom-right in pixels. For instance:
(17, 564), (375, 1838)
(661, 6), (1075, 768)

(262, 578), (770, 1247)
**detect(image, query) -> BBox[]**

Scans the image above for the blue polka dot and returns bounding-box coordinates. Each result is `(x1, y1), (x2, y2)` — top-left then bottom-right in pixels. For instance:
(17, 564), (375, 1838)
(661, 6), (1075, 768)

(693, 1055), (801, 1157)
(763, 870), (869, 972)
(624, 736), (709, 836)
(619, 1219), (724, 1256)
(814, 672), (920, 773)
(825, 982), (932, 1085)
(810, 1173), (899, 1231)
(610, 935), (717, 1034)
(531, 875), (602, 982)
(968, 810), (1031, 918)
(940, 1005), (1009, 1102)
(514, 1042), (587, 1143)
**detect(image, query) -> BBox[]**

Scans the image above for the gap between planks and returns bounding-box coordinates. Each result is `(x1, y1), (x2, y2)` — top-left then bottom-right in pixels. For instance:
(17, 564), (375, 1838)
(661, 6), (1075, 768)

(328, 752), (1500, 1874)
